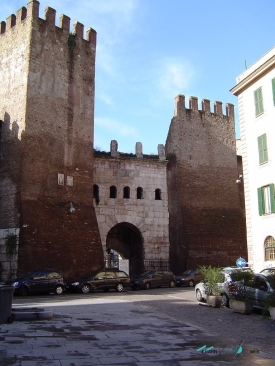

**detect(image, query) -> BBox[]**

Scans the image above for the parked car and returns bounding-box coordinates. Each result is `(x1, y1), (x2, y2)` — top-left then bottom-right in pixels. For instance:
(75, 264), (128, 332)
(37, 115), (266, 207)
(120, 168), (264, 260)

(228, 273), (275, 310)
(131, 270), (176, 290)
(194, 266), (252, 307)
(260, 267), (275, 276)
(176, 269), (203, 287)
(5, 270), (64, 296)
(65, 269), (130, 293)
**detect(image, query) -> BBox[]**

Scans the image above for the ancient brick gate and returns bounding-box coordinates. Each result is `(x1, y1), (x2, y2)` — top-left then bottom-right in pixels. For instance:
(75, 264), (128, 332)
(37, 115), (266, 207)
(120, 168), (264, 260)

(105, 222), (143, 278)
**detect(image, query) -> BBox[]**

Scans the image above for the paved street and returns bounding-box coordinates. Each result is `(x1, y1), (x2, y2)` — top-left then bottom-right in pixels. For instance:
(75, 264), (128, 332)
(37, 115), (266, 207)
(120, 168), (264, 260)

(0, 287), (275, 365)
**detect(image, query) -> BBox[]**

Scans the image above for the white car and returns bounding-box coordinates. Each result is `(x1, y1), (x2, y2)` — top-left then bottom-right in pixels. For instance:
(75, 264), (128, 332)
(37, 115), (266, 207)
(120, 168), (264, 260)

(194, 266), (252, 307)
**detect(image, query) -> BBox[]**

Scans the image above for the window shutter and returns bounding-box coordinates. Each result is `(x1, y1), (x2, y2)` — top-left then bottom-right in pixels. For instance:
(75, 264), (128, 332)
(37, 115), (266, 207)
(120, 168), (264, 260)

(254, 89), (259, 116)
(258, 87), (263, 114)
(258, 134), (268, 164)
(258, 188), (264, 216)
(272, 78), (275, 106)
(254, 87), (264, 116)
(263, 134), (268, 163)
(270, 184), (275, 213)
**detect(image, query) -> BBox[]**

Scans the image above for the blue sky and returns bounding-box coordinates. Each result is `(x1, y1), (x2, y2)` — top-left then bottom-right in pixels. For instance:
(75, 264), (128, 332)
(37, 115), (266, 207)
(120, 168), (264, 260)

(1, 1), (275, 153)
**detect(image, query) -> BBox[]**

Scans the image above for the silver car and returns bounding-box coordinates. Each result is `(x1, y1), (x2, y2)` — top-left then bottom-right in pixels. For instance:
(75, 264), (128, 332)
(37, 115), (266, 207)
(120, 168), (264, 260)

(194, 266), (252, 307)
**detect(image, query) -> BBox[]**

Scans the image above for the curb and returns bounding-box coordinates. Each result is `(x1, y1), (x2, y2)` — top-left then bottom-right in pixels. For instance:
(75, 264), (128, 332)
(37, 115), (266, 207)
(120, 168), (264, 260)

(11, 307), (54, 321)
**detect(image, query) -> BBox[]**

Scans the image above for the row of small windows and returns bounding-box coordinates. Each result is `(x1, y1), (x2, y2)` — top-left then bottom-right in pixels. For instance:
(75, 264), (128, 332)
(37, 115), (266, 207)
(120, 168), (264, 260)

(254, 77), (275, 117)
(93, 185), (162, 200)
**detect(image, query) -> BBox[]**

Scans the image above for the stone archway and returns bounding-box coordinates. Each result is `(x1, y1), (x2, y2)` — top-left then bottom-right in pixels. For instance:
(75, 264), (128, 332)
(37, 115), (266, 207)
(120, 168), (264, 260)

(106, 222), (144, 278)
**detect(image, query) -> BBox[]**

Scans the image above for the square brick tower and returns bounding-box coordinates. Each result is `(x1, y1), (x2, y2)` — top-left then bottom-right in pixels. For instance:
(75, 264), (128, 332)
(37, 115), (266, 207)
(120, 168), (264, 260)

(166, 95), (247, 273)
(0, 1), (103, 280)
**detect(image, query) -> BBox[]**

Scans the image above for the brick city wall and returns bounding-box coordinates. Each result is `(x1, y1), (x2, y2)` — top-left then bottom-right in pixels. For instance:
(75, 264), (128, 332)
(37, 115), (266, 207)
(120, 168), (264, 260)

(166, 95), (247, 273)
(0, 1), (103, 280)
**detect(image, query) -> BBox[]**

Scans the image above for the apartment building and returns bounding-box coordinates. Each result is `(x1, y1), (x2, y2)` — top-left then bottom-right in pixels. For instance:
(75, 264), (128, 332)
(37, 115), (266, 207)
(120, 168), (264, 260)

(231, 47), (275, 272)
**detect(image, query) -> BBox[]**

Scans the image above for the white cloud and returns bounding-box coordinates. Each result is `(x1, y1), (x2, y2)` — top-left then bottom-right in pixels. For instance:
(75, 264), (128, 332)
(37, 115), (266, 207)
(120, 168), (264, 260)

(157, 58), (195, 97)
(97, 91), (114, 106)
(95, 117), (137, 137)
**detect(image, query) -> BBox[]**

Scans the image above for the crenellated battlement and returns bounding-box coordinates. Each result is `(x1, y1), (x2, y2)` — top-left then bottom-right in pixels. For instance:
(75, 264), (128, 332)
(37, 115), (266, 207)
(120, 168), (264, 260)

(0, 0), (96, 44)
(174, 94), (234, 119)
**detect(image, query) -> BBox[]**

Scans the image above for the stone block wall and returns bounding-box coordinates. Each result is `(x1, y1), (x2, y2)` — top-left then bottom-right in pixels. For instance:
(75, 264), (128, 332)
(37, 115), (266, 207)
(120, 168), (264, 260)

(93, 155), (169, 261)
(0, 228), (19, 281)
(166, 95), (247, 273)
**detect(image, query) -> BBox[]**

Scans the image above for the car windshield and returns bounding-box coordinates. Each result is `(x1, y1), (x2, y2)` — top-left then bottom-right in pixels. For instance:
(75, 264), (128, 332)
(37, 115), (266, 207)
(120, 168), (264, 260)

(182, 270), (194, 275)
(19, 271), (34, 278)
(139, 271), (153, 277)
(261, 269), (275, 275)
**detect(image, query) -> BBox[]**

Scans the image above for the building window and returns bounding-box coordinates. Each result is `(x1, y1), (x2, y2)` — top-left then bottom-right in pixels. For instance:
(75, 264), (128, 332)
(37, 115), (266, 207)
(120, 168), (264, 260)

(137, 187), (143, 199)
(93, 184), (100, 205)
(272, 78), (275, 106)
(265, 236), (275, 261)
(123, 186), (130, 199)
(155, 189), (161, 200)
(254, 87), (264, 116)
(110, 185), (117, 199)
(257, 134), (268, 165)
(257, 184), (275, 215)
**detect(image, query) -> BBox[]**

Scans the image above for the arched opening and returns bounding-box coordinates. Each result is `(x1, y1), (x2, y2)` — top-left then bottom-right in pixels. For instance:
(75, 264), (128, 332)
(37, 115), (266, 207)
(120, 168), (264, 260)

(155, 188), (161, 200)
(93, 184), (100, 205)
(264, 236), (275, 261)
(137, 187), (143, 199)
(106, 222), (144, 278)
(123, 186), (130, 199)
(110, 185), (117, 199)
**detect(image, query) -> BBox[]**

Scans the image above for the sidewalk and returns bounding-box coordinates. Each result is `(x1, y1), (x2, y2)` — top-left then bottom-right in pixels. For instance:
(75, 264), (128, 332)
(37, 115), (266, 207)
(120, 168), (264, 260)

(0, 297), (274, 365)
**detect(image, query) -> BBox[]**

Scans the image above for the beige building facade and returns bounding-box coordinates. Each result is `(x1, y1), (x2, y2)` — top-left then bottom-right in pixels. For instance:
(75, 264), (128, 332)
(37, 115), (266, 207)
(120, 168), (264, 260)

(231, 47), (275, 272)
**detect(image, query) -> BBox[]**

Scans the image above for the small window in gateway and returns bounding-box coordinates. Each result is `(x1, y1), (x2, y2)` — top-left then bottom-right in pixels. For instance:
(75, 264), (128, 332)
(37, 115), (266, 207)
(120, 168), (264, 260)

(137, 187), (143, 199)
(123, 186), (130, 199)
(155, 189), (161, 200)
(110, 185), (117, 199)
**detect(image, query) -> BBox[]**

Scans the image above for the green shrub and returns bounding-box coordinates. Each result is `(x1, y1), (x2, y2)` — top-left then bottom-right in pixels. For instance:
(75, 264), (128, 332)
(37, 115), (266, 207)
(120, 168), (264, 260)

(228, 282), (253, 303)
(198, 265), (224, 296)
(230, 269), (254, 286)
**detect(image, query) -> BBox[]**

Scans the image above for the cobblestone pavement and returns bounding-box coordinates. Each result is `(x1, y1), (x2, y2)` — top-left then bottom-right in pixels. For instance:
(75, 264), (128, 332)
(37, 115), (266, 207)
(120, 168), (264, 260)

(0, 288), (274, 365)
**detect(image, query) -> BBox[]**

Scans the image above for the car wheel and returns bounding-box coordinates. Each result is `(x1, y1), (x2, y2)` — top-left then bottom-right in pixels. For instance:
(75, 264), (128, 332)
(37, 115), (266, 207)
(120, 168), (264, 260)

(81, 284), (90, 294)
(188, 280), (194, 287)
(145, 282), (151, 290)
(55, 285), (63, 295)
(116, 283), (124, 292)
(221, 293), (229, 307)
(18, 286), (28, 296)
(196, 289), (203, 302)
(169, 280), (176, 288)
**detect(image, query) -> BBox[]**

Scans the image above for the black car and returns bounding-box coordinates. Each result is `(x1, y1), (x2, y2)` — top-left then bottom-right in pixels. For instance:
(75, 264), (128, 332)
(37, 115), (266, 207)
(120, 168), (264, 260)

(131, 270), (176, 290)
(176, 269), (203, 287)
(65, 270), (130, 294)
(5, 270), (64, 296)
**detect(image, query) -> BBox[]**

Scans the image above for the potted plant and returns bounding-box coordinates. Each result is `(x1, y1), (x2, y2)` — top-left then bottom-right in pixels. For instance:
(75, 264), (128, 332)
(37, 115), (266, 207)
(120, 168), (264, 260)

(228, 280), (254, 314)
(198, 266), (224, 308)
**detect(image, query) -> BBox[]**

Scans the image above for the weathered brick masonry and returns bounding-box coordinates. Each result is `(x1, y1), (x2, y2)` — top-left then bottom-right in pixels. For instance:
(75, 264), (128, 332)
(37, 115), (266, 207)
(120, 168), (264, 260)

(0, 1), (103, 280)
(0, 2), (247, 280)
(166, 96), (247, 273)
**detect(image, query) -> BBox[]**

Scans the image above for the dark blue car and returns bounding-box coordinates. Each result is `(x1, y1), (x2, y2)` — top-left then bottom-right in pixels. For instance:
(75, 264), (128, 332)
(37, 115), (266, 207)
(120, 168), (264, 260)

(131, 270), (176, 290)
(5, 270), (64, 296)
